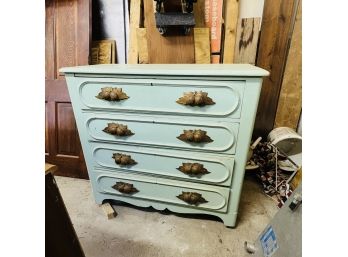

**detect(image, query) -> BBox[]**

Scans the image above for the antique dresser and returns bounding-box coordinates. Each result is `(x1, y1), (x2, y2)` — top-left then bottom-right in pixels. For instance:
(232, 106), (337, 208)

(61, 64), (268, 227)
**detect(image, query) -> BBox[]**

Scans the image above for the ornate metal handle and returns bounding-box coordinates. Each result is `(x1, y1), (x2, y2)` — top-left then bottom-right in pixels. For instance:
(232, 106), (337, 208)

(177, 163), (210, 176)
(176, 91), (215, 106)
(177, 192), (208, 205)
(177, 129), (213, 143)
(112, 153), (137, 166)
(103, 123), (134, 136)
(112, 182), (138, 194)
(96, 87), (129, 101)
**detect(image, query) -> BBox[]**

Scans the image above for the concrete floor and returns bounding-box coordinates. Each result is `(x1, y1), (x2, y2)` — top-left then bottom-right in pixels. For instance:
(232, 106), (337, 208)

(55, 175), (277, 257)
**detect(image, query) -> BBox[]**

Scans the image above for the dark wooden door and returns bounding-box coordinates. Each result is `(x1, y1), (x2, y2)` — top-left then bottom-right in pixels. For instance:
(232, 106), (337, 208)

(45, 0), (91, 179)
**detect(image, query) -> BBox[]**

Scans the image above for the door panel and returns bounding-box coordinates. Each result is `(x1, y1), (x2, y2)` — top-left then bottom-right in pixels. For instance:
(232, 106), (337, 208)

(45, 0), (91, 179)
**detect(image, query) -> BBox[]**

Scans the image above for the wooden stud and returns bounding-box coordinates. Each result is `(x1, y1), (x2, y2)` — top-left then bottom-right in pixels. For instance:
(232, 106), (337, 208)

(234, 18), (261, 65)
(274, 0), (302, 129)
(254, 0), (298, 137)
(222, 0), (239, 63)
(193, 0), (205, 27)
(101, 202), (117, 219)
(194, 28), (211, 64)
(128, 0), (141, 64)
(136, 28), (149, 64)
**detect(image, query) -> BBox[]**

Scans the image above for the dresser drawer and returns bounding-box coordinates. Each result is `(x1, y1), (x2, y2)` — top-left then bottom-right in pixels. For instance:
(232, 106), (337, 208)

(91, 143), (234, 186)
(85, 113), (239, 154)
(94, 171), (230, 213)
(77, 77), (244, 119)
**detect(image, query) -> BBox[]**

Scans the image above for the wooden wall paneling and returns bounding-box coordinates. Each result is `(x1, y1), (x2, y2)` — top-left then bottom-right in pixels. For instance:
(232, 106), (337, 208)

(128, 0), (141, 64)
(136, 28), (149, 64)
(274, 0), (302, 129)
(143, 0), (195, 63)
(194, 28), (211, 63)
(233, 18), (261, 64)
(254, 0), (298, 137)
(45, 0), (91, 179)
(222, 0), (239, 63)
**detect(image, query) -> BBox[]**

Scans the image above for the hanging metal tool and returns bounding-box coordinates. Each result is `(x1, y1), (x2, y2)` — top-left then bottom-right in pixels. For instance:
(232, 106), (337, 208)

(154, 0), (197, 35)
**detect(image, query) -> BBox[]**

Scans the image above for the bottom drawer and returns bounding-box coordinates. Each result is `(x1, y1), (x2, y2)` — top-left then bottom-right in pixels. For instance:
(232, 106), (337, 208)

(94, 170), (230, 213)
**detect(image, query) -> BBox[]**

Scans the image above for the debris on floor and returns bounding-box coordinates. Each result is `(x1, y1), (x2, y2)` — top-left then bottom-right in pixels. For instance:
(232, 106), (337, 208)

(247, 139), (299, 208)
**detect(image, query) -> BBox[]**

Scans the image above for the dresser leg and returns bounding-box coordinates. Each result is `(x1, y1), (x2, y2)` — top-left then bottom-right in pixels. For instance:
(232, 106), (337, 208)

(220, 212), (238, 228)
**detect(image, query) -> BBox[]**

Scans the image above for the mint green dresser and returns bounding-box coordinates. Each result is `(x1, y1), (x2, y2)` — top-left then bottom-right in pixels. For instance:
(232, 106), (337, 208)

(61, 64), (268, 227)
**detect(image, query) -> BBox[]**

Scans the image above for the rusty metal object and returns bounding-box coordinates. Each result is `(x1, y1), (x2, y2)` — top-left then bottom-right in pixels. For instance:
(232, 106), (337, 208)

(177, 163), (210, 176)
(177, 129), (213, 143)
(177, 192), (207, 205)
(112, 182), (138, 194)
(176, 91), (215, 106)
(96, 87), (129, 101)
(112, 153), (137, 166)
(103, 123), (134, 136)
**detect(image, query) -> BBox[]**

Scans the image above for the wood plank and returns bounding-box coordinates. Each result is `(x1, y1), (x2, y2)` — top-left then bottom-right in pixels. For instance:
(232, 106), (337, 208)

(194, 28), (211, 63)
(206, 0), (224, 54)
(143, 0), (194, 63)
(234, 18), (261, 64)
(101, 203), (117, 219)
(211, 54), (220, 64)
(193, 0), (205, 27)
(128, 0), (141, 64)
(45, 163), (58, 175)
(222, 0), (239, 63)
(274, 0), (302, 129)
(136, 28), (149, 64)
(254, 0), (298, 137)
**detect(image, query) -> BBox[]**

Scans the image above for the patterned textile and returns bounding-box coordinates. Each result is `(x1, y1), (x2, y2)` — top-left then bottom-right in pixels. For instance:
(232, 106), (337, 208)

(248, 142), (294, 208)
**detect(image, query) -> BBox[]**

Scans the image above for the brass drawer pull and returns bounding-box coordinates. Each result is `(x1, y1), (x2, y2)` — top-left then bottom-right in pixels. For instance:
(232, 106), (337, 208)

(176, 91), (215, 106)
(177, 192), (208, 205)
(112, 182), (138, 194)
(177, 129), (213, 143)
(112, 153), (137, 166)
(177, 163), (210, 176)
(103, 123), (134, 136)
(96, 87), (129, 101)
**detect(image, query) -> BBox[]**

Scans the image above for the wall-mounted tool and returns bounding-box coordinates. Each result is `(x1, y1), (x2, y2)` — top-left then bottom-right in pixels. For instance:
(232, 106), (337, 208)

(154, 0), (197, 35)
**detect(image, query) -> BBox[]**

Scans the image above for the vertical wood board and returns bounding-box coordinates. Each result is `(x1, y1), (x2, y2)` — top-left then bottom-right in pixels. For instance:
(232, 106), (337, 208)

(128, 0), (141, 64)
(194, 28), (211, 64)
(274, 0), (302, 129)
(254, 0), (297, 137)
(136, 28), (149, 64)
(222, 0), (239, 63)
(233, 18), (260, 65)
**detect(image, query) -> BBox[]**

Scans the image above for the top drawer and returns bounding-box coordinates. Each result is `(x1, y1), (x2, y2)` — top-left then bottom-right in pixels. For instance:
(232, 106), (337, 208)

(76, 77), (244, 119)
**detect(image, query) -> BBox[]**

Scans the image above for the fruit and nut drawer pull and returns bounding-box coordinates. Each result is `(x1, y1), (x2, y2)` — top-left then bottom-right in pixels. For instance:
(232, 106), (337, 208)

(177, 163), (210, 176)
(103, 123), (134, 136)
(112, 153), (137, 166)
(177, 192), (208, 205)
(177, 129), (213, 143)
(176, 91), (215, 106)
(112, 182), (138, 194)
(96, 87), (129, 101)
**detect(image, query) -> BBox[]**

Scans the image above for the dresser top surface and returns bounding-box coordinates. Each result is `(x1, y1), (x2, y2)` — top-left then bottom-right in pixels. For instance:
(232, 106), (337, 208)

(60, 64), (269, 77)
